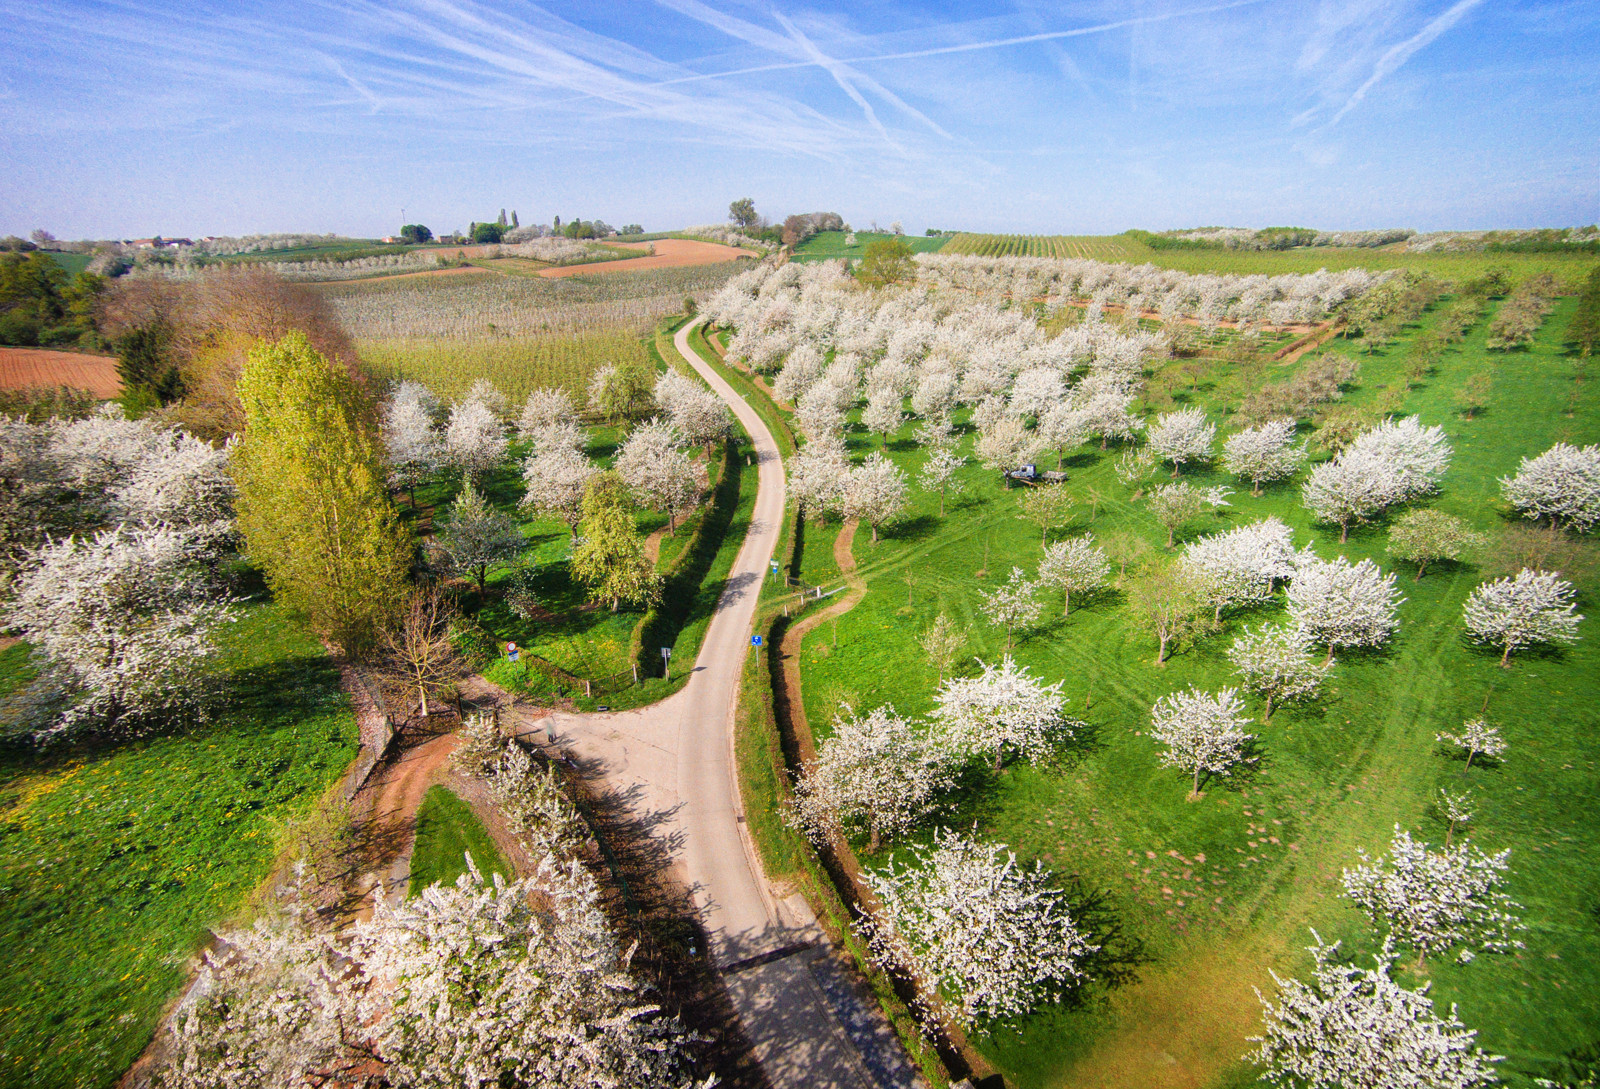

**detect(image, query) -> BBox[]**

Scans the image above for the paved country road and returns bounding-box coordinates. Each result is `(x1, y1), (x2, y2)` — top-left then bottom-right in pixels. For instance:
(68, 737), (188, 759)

(521, 318), (922, 1089)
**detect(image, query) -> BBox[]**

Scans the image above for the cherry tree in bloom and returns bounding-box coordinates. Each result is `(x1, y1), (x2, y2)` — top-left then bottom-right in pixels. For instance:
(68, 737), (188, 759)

(1180, 519), (1295, 620)
(431, 481), (525, 594)
(112, 429), (234, 531)
(1304, 416), (1452, 541)
(1038, 402), (1092, 467)
(975, 415), (1042, 478)
(918, 445), (967, 516)
(1146, 407), (1216, 476)
(1148, 686), (1255, 798)
(1286, 551), (1404, 662)
(443, 393), (508, 483)
(516, 387), (576, 439)
(1462, 567), (1582, 666)
(931, 654), (1075, 769)
(1080, 391), (1144, 449)
(4, 525), (236, 738)
(1436, 718), (1507, 769)
(1009, 367), (1068, 419)
(772, 343), (827, 405)
(520, 444), (597, 537)
(1499, 441), (1600, 532)
(856, 828), (1098, 1029)
(840, 451), (908, 544)
(1226, 623), (1333, 723)
(979, 567), (1042, 651)
(1342, 826), (1524, 964)
(792, 705), (953, 852)
(615, 419), (702, 535)
(861, 388), (906, 449)
(911, 368), (958, 420)
(162, 860), (712, 1089)
(788, 442), (850, 524)
(1221, 418), (1305, 495)
(462, 377), (510, 418)
(913, 414), (956, 451)
(1036, 535), (1110, 616)
(383, 381), (442, 500)
(1250, 932), (1502, 1089)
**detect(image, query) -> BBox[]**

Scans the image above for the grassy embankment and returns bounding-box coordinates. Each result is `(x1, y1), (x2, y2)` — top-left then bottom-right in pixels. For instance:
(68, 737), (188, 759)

(407, 785), (512, 895)
(0, 606), (360, 1089)
(791, 231), (952, 264)
(782, 294), (1599, 1088)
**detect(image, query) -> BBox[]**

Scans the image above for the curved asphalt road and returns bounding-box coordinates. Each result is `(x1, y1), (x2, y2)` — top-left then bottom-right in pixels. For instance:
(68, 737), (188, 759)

(528, 319), (920, 1089)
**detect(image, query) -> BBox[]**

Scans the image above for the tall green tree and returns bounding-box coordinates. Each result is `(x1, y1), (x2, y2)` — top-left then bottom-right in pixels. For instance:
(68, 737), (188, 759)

(569, 472), (660, 612)
(231, 332), (411, 655)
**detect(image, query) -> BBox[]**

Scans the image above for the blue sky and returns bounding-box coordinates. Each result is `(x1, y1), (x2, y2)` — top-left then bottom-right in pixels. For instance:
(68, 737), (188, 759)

(2, 0), (1596, 239)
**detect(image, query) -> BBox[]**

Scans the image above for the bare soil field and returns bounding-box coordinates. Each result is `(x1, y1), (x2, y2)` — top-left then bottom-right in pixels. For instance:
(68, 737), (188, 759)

(0, 347), (121, 396)
(539, 238), (758, 278)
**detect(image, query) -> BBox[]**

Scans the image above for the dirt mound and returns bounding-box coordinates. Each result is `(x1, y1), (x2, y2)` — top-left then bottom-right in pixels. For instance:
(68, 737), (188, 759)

(0, 347), (121, 397)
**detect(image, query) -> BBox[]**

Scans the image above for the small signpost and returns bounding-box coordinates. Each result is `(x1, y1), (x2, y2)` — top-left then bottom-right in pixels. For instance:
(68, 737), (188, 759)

(769, 558), (780, 582)
(506, 641), (519, 663)
(751, 633), (763, 676)
(660, 646), (672, 678)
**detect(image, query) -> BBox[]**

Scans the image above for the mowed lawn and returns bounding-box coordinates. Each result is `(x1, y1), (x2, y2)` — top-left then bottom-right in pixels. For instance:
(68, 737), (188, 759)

(0, 605), (359, 1089)
(793, 296), (1600, 1087)
(408, 785), (512, 895)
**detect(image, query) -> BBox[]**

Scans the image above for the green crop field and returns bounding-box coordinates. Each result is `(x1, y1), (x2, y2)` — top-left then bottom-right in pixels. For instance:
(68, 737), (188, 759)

(408, 786), (512, 895)
(941, 233), (1139, 261)
(359, 330), (650, 404)
(0, 605), (359, 1089)
(938, 231), (1597, 289)
(792, 230), (950, 263)
(764, 296), (1600, 1087)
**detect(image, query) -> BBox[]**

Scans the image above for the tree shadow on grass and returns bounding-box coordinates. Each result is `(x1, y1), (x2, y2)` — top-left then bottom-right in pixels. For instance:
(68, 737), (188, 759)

(886, 514), (940, 543)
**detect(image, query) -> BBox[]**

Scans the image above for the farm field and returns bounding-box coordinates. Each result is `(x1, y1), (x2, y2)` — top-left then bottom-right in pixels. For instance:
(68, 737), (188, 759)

(753, 294), (1600, 1087)
(943, 231), (1599, 289)
(941, 233), (1139, 261)
(0, 604), (360, 1089)
(536, 237), (758, 278)
(0, 346), (120, 396)
(791, 230), (951, 263)
(359, 330), (650, 404)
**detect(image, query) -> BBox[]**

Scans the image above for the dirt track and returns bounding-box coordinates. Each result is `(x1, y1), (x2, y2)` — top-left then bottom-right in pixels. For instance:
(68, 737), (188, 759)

(0, 347), (121, 396)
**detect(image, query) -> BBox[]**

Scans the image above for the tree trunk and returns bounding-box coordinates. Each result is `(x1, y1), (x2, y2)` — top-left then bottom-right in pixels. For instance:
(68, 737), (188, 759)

(1156, 634), (1169, 665)
(1171, 463), (1179, 478)
(1063, 590), (1071, 617)
(1251, 481), (1262, 498)
(1499, 642), (1512, 667)
(1263, 694), (1273, 724)
(1415, 562), (1426, 581)
(1339, 522), (1350, 543)
(868, 821), (882, 854)
(1192, 765), (1202, 798)
(939, 491), (946, 517)
(1324, 644), (1335, 666)
(419, 685), (429, 718)
(1166, 526), (1175, 548)
(871, 522), (879, 544)
(477, 565), (487, 595)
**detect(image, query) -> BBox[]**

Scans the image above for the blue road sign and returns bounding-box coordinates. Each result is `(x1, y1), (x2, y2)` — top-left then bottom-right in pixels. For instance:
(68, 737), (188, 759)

(751, 634), (763, 647)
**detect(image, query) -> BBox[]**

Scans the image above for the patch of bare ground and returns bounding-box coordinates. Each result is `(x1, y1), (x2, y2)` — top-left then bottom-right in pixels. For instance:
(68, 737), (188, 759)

(0, 347), (121, 397)
(539, 238), (759, 278)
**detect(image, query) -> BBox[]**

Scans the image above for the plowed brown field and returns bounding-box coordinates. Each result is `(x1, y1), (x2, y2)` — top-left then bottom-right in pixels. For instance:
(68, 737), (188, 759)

(0, 348), (120, 397)
(538, 238), (757, 278)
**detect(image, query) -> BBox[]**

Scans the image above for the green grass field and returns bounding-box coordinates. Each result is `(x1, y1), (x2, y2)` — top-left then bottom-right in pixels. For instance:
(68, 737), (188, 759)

(939, 232), (1597, 289)
(0, 605), (359, 1089)
(43, 251), (92, 277)
(408, 785), (512, 895)
(358, 330), (650, 404)
(773, 297), (1599, 1087)
(792, 230), (951, 263)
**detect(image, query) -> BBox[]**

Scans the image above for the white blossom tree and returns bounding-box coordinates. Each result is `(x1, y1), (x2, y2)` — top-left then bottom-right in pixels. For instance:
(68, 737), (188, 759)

(520, 444), (597, 538)
(1180, 519), (1294, 620)
(383, 382), (441, 502)
(1080, 391), (1143, 449)
(918, 446), (967, 516)
(1038, 402), (1092, 466)
(789, 443), (850, 524)
(1499, 441), (1600, 532)
(856, 828), (1098, 1029)
(1436, 718), (1508, 769)
(4, 525), (236, 738)
(112, 430), (234, 531)
(792, 705), (952, 852)
(1227, 623), (1333, 723)
(1437, 787), (1475, 848)
(664, 387), (732, 455)
(840, 451), (908, 544)
(975, 415), (1042, 479)
(1301, 447), (1399, 542)
(614, 419), (703, 534)
(1147, 408), (1215, 476)
(931, 654), (1075, 769)
(1037, 535), (1110, 616)
(1342, 826), (1525, 964)
(1462, 568), (1583, 666)
(432, 481), (526, 595)
(979, 567), (1042, 651)
(516, 387), (575, 440)
(1222, 418), (1305, 495)
(1250, 932), (1502, 1089)
(443, 395), (509, 484)
(162, 860), (711, 1089)
(1388, 508), (1485, 580)
(862, 388), (906, 448)
(1286, 552), (1404, 663)
(1148, 686), (1255, 798)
